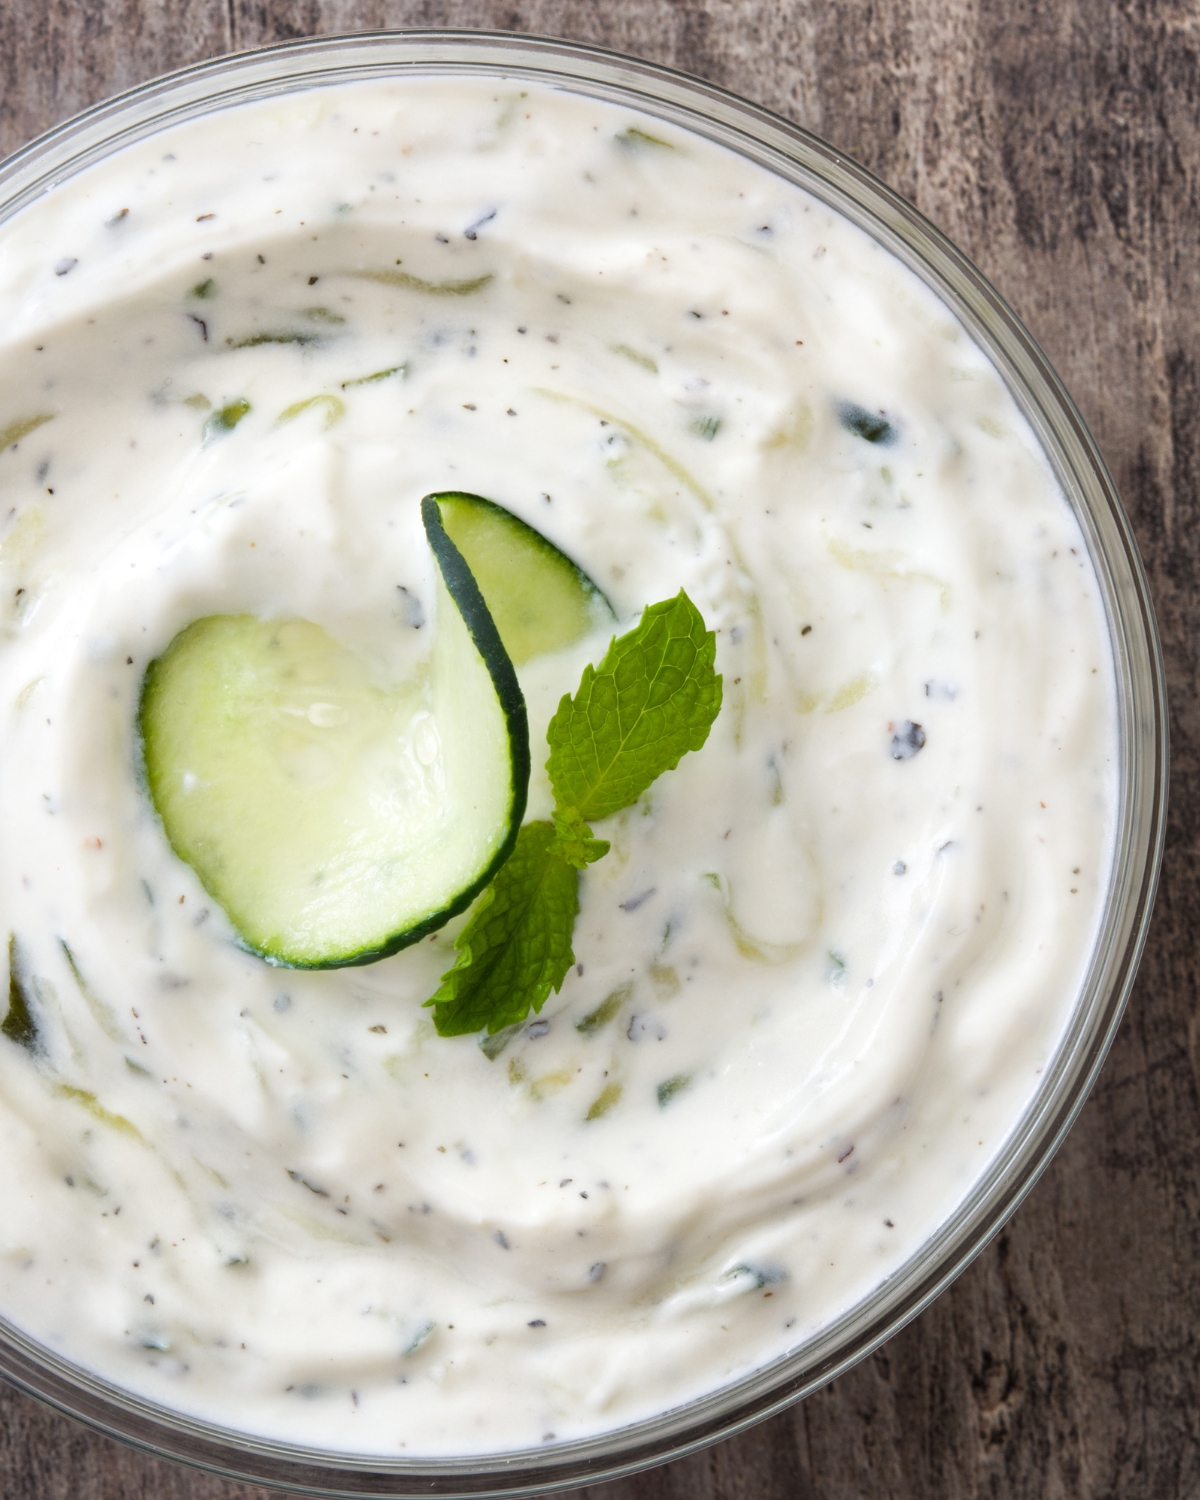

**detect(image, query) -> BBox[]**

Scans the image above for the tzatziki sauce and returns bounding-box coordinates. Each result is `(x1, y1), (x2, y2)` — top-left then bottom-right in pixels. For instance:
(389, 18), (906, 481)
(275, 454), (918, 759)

(0, 77), (1115, 1454)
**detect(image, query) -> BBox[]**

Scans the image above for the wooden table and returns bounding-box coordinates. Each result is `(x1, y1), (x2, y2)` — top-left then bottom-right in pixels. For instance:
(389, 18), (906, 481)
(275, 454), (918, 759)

(1, 2), (1196, 1495)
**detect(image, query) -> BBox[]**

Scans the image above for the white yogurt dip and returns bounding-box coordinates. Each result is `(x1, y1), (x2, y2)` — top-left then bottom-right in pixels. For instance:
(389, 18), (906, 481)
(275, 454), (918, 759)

(0, 77), (1115, 1455)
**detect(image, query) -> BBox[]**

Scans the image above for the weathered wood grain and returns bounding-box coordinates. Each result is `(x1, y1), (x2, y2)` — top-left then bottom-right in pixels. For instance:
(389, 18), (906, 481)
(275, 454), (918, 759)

(2, 1), (1198, 1496)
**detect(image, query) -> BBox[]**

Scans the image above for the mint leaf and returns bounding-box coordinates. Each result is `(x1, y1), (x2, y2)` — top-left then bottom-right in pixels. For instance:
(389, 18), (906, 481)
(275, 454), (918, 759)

(427, 587), (722, 1043)
(546, 590), (722, 822)
(551, 806), (610, 869)
(426, 822), (579, 1036)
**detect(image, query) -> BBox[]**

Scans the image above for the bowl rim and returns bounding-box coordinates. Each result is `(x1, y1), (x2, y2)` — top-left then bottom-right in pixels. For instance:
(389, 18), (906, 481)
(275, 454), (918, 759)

(0, 26), (1168, 1499)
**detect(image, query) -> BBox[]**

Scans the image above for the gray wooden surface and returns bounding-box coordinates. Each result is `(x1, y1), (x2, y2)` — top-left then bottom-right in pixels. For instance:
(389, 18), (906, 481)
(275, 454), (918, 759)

(2, 1), (1198, 1496)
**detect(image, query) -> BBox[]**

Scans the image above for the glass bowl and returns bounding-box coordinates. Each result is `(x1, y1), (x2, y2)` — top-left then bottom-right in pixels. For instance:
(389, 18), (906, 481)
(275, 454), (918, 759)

(0, 28), (1167, 1499)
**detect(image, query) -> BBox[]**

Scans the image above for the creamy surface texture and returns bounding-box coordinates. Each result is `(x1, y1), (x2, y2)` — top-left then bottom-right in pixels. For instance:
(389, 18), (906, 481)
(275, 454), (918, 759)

(0, 79), (1115, 1454)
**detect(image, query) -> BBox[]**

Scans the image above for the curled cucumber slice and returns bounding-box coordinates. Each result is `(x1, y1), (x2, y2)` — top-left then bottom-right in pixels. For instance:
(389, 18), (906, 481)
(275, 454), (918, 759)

(425, 491), (613, 665)
(139, 520), (528, 969)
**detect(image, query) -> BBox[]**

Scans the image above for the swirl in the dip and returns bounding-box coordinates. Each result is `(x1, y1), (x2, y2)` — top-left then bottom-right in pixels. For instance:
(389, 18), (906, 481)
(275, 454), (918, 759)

(0, 79), (1114, 1453)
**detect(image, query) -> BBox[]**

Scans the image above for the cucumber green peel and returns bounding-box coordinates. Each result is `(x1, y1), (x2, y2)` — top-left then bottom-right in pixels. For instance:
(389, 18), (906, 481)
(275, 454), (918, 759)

(427, 491), (613, 665)
(138, 506), (531, 969)
(136, 488), (715, 1007)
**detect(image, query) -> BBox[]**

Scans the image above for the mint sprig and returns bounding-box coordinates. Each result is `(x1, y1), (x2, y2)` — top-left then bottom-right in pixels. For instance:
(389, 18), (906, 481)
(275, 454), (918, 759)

(427, 591), (722, 1039)
(546, 590), (724, 821)
(427, 822), (582, 1037)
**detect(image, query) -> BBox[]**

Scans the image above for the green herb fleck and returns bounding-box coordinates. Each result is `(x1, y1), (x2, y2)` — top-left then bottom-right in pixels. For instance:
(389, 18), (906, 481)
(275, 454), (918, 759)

(287, 1169), (329, 1197)
(277, 394), (345, 430)
(189, 278), (217, 300)
(838, 401), (896, 445)
(586, 1082), (623, 1120)
(478, 1021), (523, 1060)
(61, 938), (121, 1041)
(225, 332), (322, 349)
(55, 1083), (142, 1139)
(353, 270), (493, 297)
(725, 1262), (785, 1290)
(616, 127), (674, 151)
(657, 1072), (691, 1108)
(1, 414), (54, 451)
(577, 981), (633, 1035)
(404, 1320), (436, 1357)
(611, 344), (658, 373)
(341, 363), (407, 388)
(204, 398), (250, 438)
(690, 415), (721, 441)
(649, 961), (680, 996)
(2, 936), (38, 1051)
(303, 307), (345, 324)
(428, 588), (721, 1041)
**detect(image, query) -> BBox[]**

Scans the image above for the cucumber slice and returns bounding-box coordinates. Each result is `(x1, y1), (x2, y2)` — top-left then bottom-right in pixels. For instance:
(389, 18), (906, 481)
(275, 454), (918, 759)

(425, 491), (613, 665)
(139, 545), (528, 969)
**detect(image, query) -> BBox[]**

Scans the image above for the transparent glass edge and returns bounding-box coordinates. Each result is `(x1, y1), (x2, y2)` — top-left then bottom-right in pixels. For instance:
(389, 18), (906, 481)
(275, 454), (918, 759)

(0, 29), (1167, 1498)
